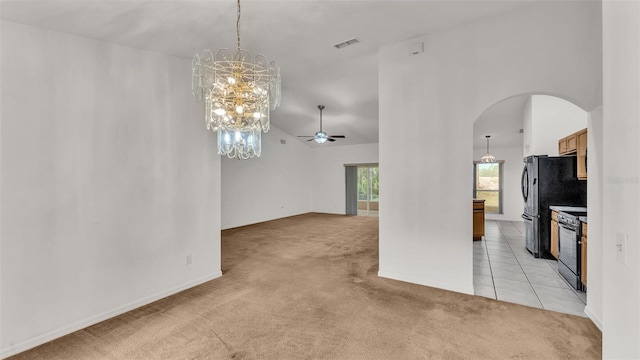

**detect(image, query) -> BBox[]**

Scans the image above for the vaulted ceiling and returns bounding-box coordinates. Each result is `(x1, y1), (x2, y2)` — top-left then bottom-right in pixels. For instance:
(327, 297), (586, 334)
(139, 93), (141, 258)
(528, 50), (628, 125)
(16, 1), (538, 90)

(1, 0), (537, 148)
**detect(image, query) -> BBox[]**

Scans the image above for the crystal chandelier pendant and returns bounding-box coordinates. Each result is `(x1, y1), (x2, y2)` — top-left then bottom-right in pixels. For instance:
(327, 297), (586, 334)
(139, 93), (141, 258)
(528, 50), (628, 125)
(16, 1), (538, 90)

(480, 153), (497, 163)
(192, 0), (281, 159)
(480, 135), (497, 163)
(218, 128), (261, 160)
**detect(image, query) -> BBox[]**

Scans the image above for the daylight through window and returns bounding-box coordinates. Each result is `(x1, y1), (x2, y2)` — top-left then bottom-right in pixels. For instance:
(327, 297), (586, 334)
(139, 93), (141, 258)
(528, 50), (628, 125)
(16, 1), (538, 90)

(473, 161), (504, 214)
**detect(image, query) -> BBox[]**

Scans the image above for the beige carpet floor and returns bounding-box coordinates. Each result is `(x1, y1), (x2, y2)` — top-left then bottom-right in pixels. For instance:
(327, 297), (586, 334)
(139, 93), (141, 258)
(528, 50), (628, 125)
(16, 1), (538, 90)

(9, 213), (601, 359)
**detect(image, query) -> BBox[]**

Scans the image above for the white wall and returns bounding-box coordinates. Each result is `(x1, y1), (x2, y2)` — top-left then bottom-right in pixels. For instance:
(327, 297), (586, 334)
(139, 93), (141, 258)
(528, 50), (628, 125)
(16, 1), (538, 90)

(523, 97), (533, 155)
(221, 139), (378, 226)
(473, 146), (524, 222)
(312, 143), (379, 215)
(0, 21), (222, 358)
(585, 106), (603, 331)
(602, 2), (640, 358)
(221, 126), (312, 230)
(524, 95), (588, 157)
(378, 1), (601, 296)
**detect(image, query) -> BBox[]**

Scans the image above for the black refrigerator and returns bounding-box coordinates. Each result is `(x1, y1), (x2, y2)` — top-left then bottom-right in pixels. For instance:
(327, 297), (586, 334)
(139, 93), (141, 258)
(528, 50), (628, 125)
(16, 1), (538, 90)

(521, 155), (587, 259)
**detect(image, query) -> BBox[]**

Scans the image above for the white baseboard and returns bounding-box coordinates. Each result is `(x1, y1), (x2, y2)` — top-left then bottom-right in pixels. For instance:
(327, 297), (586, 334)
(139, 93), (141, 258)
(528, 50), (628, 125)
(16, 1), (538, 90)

(1, 271), (222, 359)
(377, 270), (474, 295)
(584, 305), (603, 331)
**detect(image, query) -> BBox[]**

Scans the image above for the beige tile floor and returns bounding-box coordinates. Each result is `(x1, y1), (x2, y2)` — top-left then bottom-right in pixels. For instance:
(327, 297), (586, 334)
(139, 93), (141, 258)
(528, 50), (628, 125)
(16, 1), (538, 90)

(473, 220), (587, 317)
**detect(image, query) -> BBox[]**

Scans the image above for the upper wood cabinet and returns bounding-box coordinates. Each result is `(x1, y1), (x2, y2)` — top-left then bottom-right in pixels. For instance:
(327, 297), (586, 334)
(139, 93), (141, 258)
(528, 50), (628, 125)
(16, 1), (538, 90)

(558, 138), (567, 154)
(558, 127), (587, 180)
(567, 133), (578, 153)
(577, 129), (587, 180)
(558, 132), (578, 155)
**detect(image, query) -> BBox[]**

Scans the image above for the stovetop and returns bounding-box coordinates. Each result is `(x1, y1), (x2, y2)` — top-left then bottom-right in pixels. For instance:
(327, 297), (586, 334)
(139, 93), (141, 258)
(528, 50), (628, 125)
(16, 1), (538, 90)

(550, 205), (587, 221)
(549, 205), (587, 213)
(557, 211), (587, 228)
(558, 210), (587, 219)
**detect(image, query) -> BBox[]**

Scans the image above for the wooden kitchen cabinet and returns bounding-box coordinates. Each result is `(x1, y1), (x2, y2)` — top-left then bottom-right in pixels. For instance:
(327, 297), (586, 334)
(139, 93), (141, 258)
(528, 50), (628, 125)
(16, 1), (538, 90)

(558, 138), (567, 155)
(473, 199), (485, 241)
(558, 128), (588, 180)
(577, 128), (588, 180)
(566, 133), (577, 153)
(550, 211), (559, 259)
(581, 222), (587, 287)
(558, 133), (578, 155)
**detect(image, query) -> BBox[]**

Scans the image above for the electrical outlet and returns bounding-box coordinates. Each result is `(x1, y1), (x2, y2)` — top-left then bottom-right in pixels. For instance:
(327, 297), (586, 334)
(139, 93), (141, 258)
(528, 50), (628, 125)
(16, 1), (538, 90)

(616, 233), (627, 264)
(186, 255), (192, 265)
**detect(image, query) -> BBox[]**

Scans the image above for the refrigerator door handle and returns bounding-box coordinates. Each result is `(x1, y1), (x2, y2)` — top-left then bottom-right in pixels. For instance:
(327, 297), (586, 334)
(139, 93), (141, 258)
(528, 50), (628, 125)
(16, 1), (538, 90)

(521, 165), (529, 202)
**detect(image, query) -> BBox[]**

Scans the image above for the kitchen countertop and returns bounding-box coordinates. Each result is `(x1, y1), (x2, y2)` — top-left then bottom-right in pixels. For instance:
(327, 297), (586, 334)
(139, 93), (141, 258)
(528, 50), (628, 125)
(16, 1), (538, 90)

(549, 206), (588, 213)
(579, 216), (587, 223)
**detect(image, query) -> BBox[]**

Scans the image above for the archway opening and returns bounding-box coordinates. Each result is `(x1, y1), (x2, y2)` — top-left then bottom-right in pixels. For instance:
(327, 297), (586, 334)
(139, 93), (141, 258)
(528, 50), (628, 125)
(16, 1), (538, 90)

(472, 93), (590, 318)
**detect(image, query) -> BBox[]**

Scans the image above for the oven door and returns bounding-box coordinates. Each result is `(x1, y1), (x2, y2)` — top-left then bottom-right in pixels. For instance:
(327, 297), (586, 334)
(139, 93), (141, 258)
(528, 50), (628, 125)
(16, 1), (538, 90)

(558, 224), (579, 272)
(558, 222), (582, 290)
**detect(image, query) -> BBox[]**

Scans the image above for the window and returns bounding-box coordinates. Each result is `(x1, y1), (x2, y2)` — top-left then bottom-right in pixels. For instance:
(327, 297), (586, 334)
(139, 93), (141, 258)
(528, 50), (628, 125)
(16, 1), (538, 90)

(473, 161), (504, 214)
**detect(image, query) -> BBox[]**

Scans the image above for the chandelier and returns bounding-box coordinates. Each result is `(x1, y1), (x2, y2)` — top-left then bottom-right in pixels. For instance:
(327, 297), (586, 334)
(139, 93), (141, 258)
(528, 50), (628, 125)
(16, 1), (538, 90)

(192, 0), (281, 159)
(480, 135), (497, 163)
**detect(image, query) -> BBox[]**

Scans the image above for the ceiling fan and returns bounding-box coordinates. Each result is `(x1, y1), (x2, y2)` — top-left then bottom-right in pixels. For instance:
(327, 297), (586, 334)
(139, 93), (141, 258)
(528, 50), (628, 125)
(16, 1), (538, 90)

(297, 105), (346, 143)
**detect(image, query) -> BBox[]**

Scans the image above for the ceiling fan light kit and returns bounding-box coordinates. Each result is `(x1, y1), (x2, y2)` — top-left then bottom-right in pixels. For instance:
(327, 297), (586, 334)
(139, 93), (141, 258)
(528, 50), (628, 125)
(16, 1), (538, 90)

(192, 0), (281, 160)
(314, 131), (329, 144)
(298, 105), (346, 144)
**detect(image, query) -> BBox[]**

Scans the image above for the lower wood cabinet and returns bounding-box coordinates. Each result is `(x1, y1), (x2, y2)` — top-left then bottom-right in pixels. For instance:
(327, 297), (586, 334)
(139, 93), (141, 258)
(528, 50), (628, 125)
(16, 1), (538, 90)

(551, 211), (559, 259)
(581, 222), (588, 287)
(473, 199), (485, 241)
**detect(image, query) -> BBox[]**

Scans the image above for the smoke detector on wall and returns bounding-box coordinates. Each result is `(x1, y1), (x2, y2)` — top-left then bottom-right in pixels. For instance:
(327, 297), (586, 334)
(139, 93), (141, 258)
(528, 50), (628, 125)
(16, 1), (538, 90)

(409, 42), (424, 56)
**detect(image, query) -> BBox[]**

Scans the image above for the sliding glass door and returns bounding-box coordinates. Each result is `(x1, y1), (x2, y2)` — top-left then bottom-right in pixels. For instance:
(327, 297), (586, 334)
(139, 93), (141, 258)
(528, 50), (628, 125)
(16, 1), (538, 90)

(357, 166), (379, 216)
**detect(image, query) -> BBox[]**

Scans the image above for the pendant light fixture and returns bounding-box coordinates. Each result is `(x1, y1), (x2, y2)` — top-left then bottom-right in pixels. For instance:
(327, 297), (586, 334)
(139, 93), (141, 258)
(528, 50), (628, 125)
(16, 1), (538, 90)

(480, 135), (497, 163)
(192, 0), (281, 160)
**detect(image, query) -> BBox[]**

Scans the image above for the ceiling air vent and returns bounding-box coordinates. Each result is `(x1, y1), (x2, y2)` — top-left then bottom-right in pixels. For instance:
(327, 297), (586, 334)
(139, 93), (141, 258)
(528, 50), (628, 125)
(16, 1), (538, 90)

(333, 38), (360, 49)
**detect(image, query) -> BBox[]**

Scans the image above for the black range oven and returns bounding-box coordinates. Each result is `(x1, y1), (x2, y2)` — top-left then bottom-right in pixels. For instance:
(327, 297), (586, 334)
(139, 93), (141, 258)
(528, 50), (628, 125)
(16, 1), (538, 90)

(557, 211), (586, 291)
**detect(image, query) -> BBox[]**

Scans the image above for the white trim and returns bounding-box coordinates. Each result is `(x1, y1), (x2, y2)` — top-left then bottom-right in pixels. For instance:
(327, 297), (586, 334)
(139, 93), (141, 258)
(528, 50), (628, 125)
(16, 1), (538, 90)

(0, 272), (222, 359)
(377, 271), (474, 295)
(584, 305), (603, 331)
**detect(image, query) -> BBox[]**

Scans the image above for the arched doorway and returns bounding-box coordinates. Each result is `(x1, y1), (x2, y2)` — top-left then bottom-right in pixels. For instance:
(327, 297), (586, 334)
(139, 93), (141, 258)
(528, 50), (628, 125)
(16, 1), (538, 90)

(472, 93), (592, 318)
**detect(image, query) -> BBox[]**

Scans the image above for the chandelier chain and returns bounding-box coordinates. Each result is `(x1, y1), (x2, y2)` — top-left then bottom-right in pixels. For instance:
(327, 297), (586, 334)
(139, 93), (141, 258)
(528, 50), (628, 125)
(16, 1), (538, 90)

(236, 0), (241, 51)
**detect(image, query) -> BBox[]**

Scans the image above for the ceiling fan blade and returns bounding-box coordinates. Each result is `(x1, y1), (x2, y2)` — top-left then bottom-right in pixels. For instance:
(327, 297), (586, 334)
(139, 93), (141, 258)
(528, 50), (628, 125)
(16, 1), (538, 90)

(297, 135), (314, 138)
(327, 138), (336, 142)
(329, 135), (346, 138)
(306, 138), (316, 142)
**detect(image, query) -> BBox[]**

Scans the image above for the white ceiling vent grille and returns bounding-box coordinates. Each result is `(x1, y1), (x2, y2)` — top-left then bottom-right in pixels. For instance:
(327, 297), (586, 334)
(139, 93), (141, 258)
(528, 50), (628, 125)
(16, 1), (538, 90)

(333, 38), (360, 49)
